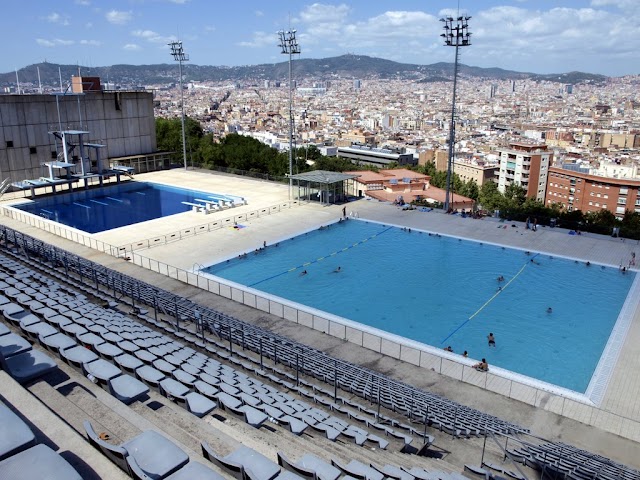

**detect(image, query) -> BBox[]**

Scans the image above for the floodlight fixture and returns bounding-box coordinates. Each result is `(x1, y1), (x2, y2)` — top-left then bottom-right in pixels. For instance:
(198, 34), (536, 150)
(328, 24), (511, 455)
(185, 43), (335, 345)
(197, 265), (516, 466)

(278, 30), (301, 199)
(168, 41), (190, 170)
(440, 16), (471, 212)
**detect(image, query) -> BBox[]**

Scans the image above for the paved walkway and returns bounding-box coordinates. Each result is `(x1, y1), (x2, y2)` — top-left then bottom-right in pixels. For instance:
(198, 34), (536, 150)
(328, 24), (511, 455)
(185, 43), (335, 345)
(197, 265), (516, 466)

(3, 169), (640, 468)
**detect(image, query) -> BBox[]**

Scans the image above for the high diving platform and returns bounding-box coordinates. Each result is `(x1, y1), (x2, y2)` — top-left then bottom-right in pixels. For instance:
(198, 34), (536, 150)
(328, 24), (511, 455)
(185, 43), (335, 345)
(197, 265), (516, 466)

(11, 129), (134, 198)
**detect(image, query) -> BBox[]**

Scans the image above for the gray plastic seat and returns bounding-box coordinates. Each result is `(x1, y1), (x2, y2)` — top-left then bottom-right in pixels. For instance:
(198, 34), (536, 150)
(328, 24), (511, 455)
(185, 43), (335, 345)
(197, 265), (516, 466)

(165, 460), (226, 480)
(134, 349), (157, 364)
(160, 378), (190, 399)
(331, 459), (384, 480)
(85, 421), (188, 478)
(0, 444), (82, 480)
(181, 392), (217, 418)
(83, 358), (122, 387)
(202, 443), (280, 480)
(0, 324), (9, 336)
(0, 333), (32, 358)
(21, 320), (57, 340)
(39, 332), (77, 353)
(114, 353), (144, 373)
(95, 342), (124, 360)
(117, 340), (139, 354)
(194, 380), (219, 399)
(153, 358), (177, 374)
(122, 429), (189, 478)
(0, 404), (36, 461)
(77, 332), (106, 350)
(107, 374), (150, 405)
(298, 453), (341, 480)
(0, 350), (58, 384)
(61, 345), (99, 368)
(1, 303), (30, 325)
(135, 365), (166, 390)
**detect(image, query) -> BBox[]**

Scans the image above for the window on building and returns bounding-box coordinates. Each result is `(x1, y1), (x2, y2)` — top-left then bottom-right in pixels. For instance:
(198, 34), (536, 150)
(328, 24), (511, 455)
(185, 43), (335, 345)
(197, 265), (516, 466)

(5, 141), (13, 148)
(51, 151), (58, 159)
(29, 147), (36, 155)
(616, 206), (625, 214)
(620, 187), (628, 195)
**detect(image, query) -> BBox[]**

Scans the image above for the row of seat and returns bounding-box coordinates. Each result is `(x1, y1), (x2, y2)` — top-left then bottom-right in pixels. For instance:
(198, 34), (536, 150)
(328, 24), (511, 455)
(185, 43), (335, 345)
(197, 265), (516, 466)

(506, 441), (640, 480)
(0, 399), (82, 479)
(0, 255), (416, 455)
(0, 252), (472, 479)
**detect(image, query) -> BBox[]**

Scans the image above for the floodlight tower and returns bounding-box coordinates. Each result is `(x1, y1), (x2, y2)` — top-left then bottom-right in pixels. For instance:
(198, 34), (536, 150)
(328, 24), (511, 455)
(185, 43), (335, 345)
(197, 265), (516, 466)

(168, 41), (189, 170)
(440, 15), (471, 212)
(278, 29), (300, 199)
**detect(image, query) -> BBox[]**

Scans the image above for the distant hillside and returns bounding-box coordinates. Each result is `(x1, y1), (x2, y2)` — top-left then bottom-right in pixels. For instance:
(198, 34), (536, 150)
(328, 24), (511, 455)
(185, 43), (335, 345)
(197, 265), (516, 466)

(0, 54), (609, 88)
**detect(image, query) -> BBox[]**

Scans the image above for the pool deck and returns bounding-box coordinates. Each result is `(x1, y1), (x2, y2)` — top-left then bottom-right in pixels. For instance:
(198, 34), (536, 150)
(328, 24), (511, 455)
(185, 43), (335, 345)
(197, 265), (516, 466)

(3, 168), (640, 467)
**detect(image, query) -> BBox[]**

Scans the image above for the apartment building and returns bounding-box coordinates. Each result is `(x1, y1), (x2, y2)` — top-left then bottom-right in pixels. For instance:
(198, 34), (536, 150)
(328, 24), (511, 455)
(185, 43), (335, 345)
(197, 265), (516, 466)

(546, 166), (640, 218)
(497, 142), (553, 201)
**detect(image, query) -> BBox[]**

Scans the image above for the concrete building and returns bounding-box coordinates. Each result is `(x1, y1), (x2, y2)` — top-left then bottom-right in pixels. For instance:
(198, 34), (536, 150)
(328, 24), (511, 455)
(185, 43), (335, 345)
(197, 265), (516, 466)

(337, 145), (417, 168)
(345, 168), (473, 209)
(546, 166), (640, 217)
(0, 90), (158, 183)
(453, 159), (499, 186)
(497, 142), (553, 201)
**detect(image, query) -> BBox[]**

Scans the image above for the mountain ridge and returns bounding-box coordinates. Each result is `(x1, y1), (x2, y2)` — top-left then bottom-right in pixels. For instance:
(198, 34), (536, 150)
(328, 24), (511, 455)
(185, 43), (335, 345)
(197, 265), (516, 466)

(0, 54), (609, 88)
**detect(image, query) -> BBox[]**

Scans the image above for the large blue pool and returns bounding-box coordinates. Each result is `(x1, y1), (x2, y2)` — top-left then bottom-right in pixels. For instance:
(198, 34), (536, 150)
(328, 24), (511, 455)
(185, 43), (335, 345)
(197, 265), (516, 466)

(205, 220), (635, 392)
(14, 182), (213, 233)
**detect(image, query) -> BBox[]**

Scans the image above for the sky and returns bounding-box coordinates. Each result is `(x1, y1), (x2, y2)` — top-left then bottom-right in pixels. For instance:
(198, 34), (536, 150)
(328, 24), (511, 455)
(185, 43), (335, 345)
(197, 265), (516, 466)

(1, 0), (638, 77)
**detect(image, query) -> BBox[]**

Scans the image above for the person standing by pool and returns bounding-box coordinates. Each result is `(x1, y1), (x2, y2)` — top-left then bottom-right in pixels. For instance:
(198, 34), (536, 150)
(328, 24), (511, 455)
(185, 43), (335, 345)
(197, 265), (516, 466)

(487, 333), (496, 347)
(342, 206), (346, 218)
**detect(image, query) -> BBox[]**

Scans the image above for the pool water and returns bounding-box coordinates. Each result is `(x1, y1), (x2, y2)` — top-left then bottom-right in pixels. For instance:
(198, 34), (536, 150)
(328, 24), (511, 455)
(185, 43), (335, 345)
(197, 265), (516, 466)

(14, 182), (212, 233)
(205, 220), (635, 392)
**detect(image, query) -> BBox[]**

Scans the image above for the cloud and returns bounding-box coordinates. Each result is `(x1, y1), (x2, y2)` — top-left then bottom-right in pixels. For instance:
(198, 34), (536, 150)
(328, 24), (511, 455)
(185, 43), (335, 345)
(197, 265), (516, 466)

(238, 31), (275, 48)
(45, 12), (70, 26)
(75, 0), (90, 5)
(106, 10), (133, 25)
(591, 0), (636, 9)
(255, 10), (264, 17)
(131, 29), (177, 44)
(167, 0), (189, 3)
(80, 39), (102, 46)
(204, 25), (216, 33)
(36, 38), (74, 47)
(123, 43), (141, 51)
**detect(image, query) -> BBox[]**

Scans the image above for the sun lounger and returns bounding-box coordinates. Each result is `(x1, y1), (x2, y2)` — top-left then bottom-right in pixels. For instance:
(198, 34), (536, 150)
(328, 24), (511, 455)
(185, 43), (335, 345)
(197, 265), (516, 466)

(0, 403), (36, 461)
(0, 444), (82, 480)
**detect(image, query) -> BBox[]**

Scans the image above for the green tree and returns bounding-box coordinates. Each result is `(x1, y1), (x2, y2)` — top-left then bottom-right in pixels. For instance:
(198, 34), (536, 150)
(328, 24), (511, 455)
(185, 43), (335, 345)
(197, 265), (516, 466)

(478, 181), (503, 211)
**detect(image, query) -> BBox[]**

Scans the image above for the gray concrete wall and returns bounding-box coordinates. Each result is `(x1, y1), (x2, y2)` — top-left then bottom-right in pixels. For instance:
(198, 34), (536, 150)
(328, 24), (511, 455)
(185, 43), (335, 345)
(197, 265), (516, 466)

(0, 91), (156, 183)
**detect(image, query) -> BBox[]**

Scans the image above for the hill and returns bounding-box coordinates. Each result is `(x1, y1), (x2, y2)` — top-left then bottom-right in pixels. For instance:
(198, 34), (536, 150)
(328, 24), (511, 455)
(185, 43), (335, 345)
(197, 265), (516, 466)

(0, 54), (608, 88)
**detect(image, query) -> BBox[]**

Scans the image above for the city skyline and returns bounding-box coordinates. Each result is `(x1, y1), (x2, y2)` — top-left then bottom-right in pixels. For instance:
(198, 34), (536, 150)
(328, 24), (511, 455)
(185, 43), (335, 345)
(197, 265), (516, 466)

(1, 0), (638, 77)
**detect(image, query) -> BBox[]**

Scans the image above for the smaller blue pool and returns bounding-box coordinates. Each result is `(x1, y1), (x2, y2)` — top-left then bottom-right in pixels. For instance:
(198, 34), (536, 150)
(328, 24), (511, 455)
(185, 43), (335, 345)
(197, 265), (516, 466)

(14, 182), (214, 233)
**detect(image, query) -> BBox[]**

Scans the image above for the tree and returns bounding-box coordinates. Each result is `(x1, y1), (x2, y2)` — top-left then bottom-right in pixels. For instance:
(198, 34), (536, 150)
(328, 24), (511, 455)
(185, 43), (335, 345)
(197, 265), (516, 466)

(478, 181), (503, 211)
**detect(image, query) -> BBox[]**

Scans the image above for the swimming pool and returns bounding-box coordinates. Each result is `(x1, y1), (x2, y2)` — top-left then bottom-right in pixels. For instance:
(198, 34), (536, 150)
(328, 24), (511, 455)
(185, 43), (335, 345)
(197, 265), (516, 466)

(205, 220), (635, 392)
(13, 182), (214, 233)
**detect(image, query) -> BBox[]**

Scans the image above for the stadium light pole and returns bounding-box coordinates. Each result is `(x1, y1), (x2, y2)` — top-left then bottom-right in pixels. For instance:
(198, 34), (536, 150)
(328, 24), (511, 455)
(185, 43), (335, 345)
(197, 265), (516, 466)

(441, 16), (471, 212)
(278, 29), (300, 200)
(168, 41), (189, 170)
